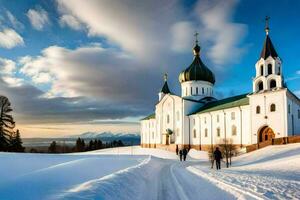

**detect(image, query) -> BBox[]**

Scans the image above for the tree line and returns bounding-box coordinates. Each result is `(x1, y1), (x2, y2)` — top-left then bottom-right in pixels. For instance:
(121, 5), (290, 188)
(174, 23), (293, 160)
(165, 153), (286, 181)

(47, 138), (124, 153)
(0, 96), (24, 152)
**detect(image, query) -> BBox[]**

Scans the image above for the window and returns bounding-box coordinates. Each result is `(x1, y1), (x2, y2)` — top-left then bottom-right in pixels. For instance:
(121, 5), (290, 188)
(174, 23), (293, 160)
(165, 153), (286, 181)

(205, 128), (208, 137)
(256, 106), (261, 114)
(278, 67), (281, 75)
(270, 104), (276, 112)
(207, 88), (209, 94)
(260, 65), (264, 76)
(217, 115), (219, 123)
(258, 81), (264, 91)
(231, 112), (235, 120)
(232, 125), (237, 136)
(288, 105), (291, 114)
(268, 64), (273, 75)
(176, 128), (180, 136)
(270, 79), (276, 89)
(204, 117), (207, 124)
(202, 88), (204, 94)
(217, 128), (220, 137)
(196, 87), (198, 95)
(193, 118), (196, 125)
(193, 129), (197, 138)
(167, 115), (170, 123)
(190, 87), (193, 95)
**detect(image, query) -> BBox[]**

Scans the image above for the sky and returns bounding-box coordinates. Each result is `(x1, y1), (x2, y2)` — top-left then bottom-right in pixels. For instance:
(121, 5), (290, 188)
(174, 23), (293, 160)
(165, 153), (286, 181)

(0, 0), (299, 138)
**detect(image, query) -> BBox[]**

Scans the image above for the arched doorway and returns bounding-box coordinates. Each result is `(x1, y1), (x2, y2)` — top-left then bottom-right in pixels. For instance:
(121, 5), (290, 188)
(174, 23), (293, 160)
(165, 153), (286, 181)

(258, 126), (275, 143)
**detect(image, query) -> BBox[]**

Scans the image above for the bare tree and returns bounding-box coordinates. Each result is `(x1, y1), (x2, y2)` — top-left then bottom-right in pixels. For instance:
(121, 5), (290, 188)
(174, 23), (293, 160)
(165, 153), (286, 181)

(0, 96), (15, 151)
(219, 138), (238, 167)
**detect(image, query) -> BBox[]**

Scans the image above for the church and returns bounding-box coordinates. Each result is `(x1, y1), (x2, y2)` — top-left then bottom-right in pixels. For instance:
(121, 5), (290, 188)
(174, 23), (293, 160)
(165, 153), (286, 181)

(140, 22), (300, 151)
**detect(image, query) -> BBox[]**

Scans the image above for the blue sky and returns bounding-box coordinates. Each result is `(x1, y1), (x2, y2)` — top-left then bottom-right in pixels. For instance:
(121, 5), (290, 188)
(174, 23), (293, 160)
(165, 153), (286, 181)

(0, 0), (299, 137)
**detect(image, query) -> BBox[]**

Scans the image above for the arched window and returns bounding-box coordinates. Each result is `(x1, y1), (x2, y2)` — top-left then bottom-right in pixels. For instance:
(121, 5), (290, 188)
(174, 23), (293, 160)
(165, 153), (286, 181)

(167, 115), (170, 123)
(202, 88), (204, 94)
(205, 128), (208, 137)
(270, 104), (276, 112)
(270, 79), (276, 89)
(232, 125), (237, 136)
(231, 112), (235, 120)
(196, 87), (198, 95)
(190, 87), (193, 95)
(258, 81), (264, 91)
(217, 128), (220, 137)
(193, 129), (197, 138)
(260, 65), (264, 76)
(256, 106), (261, 114)
(268, 64), (272, 75)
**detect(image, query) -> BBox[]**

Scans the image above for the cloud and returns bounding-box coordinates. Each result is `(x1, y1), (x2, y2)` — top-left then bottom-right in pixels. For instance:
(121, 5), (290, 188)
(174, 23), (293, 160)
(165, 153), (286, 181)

(6, 10), (24, 29)
(0, 57), (23, 87)
(171, 21), (195, 52)
(0, 28), (24, 48)
(26, 7), (50, 30)
(195, 0), (248, 66)
(59, 14), (83, 30)
(56, 0), (184, 60)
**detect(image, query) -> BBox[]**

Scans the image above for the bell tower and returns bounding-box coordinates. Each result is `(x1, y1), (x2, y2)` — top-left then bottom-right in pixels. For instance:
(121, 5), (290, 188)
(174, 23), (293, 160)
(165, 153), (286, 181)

(253, 16), (284, 93)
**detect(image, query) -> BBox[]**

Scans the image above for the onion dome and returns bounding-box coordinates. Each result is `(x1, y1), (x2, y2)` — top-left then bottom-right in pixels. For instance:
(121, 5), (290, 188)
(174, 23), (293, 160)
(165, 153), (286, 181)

(179, 36), (215, 84)
(160, 73), (171, 94)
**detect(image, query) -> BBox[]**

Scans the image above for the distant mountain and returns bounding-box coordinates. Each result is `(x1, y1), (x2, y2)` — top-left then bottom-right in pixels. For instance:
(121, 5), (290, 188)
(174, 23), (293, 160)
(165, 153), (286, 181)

(67, 131), (140, 145)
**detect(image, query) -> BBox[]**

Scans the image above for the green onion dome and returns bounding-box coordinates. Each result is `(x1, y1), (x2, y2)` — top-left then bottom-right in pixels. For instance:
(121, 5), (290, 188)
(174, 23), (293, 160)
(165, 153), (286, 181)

(179, 44), (215, 84)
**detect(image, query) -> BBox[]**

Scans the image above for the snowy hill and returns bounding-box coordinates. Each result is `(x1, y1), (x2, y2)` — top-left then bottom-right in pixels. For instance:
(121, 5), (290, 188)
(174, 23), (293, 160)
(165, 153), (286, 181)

(0, 144), (299, 199)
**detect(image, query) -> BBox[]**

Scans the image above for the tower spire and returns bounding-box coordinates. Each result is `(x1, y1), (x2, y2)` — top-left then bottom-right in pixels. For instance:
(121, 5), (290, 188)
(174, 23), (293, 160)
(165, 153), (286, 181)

(164, 73), (168, 82)
(265, 16), (270, 35)
(193, 31), (200, 56)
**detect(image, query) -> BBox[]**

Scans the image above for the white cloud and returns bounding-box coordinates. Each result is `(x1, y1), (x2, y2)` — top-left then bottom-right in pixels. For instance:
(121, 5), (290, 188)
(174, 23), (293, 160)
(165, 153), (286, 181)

(59, 14), (83, 30)
(32, 72), (52, 84)
(0, 57), (23, 87)
(195, 0), (248, 66)
(171, 21), (195, 53)
(56, 0), (183, 60)
(26, 7), (49, 30)
(0, 28), (24, 49)
(6, 10), (24, 29)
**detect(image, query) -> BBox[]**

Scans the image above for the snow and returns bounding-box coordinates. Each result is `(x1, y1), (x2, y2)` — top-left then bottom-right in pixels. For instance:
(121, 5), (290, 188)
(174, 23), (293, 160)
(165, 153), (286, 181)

(0, 144), (299, 200)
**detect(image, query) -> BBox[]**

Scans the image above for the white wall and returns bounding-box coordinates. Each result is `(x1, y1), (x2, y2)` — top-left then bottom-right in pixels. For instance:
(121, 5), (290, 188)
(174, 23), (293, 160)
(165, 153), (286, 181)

(249, 89), (287, 143)
(286, 92), (300, 135)
(181, 81), (213, 100)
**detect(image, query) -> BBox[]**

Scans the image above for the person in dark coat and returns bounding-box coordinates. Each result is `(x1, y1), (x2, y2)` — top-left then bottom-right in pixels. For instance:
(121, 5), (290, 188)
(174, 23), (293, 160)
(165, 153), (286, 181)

(179, 149), (183, 161)
(214, 147), (222, 170)
(176, 145), (179, 155)
(182, 148), (188, 161)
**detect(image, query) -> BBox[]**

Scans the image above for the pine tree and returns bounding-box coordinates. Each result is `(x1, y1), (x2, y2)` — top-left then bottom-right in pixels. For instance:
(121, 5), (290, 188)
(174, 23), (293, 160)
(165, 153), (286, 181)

(48, 141), (57, 153)
(10, 129), (25, 152)
(0, 96), (15, 151)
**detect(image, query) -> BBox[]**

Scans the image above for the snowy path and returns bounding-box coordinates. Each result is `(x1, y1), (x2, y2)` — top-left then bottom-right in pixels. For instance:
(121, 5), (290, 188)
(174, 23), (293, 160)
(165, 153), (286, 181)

(0, 144), (299, 199)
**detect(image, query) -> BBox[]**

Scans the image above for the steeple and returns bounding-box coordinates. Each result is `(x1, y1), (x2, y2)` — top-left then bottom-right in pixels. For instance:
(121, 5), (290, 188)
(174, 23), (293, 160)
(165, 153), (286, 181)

(160, 73), (171, 94)
(260, 16), (278, 59)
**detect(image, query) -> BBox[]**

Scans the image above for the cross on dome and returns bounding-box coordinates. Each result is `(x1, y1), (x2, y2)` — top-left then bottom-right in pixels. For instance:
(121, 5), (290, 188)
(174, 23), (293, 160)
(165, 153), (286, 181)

(265, 16), (270, 35)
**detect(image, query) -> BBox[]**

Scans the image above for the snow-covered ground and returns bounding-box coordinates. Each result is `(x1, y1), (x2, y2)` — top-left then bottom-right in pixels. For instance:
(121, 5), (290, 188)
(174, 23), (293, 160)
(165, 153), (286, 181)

(0, 144), (299, 200)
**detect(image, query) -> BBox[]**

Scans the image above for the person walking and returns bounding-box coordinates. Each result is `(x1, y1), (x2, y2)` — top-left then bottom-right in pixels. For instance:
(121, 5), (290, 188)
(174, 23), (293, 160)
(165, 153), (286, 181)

(179, 149), (183, 161)
(182, 148), (187, 161)
(214, 147), (222, 170)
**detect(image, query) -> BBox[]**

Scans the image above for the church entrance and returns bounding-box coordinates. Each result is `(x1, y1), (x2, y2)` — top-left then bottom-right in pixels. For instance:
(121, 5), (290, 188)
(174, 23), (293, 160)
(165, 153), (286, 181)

(258, 126), (275, 143)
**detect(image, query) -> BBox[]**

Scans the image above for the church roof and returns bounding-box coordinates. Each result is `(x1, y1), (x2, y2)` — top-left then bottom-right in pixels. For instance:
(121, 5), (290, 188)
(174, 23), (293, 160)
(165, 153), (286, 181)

(179, 41), (215, 84)
(260, 35), (278, 59)
(160, 81), (171, 94)
(191, 94), (249, 115)
(141, 113), (155, 121)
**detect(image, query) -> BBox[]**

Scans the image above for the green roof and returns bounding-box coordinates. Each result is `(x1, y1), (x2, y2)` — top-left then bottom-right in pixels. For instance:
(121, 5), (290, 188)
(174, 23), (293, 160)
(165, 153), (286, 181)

(191, 94), (249, 115)
(141, 113), (155, 121)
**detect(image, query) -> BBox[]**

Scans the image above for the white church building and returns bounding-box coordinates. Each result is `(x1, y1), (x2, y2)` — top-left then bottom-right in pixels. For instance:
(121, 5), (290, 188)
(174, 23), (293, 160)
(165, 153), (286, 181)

(140, 23), (300, 151)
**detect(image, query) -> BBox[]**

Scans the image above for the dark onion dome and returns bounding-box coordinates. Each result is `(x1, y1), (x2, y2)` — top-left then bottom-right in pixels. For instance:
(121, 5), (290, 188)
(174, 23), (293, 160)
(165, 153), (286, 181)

(160, 73), (171, 94)
(260, 34), (278, 59)
(179, 43), (215, 84)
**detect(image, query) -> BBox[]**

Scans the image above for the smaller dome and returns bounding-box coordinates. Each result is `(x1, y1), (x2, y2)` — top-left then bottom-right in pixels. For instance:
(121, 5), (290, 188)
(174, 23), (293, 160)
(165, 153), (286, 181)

(179, 44), (215, 84)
